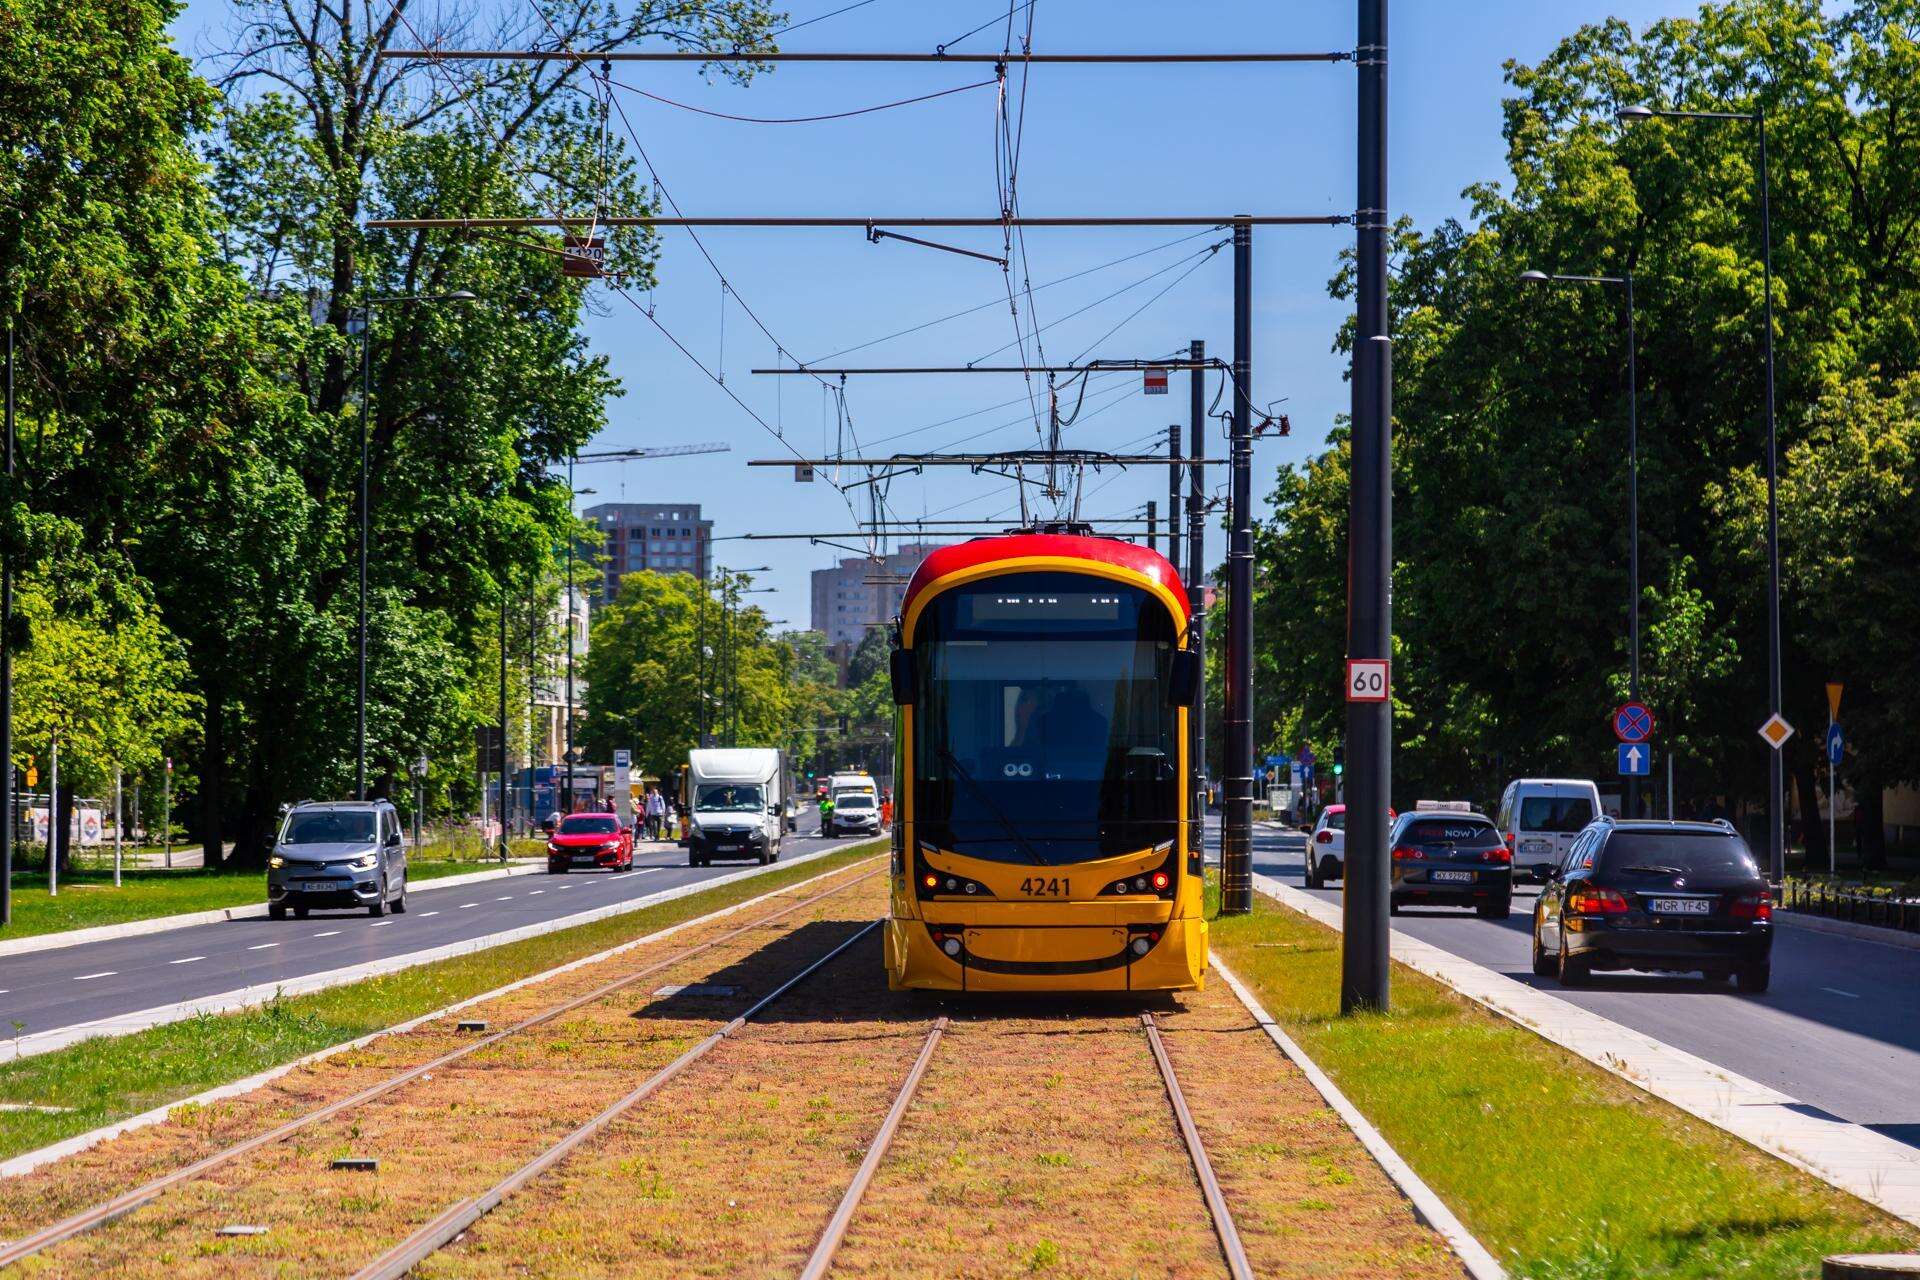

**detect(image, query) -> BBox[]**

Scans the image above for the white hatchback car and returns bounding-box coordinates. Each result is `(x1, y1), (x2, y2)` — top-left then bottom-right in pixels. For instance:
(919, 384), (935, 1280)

(1305, 804), (1346, 888)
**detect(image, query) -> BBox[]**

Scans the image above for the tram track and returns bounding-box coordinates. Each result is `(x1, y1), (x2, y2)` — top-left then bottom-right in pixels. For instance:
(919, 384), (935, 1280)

(0, 858), (885, 1272)
(350, 921), (882, 1280)
(1143, 1011), (1256, 1280)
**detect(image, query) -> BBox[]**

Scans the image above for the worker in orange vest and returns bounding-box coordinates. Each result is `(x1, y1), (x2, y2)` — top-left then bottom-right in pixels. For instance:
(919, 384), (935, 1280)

(880, 792), (894, 829)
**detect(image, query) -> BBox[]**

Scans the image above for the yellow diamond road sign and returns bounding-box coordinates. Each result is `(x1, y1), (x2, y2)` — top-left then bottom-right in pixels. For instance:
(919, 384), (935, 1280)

(1758, 713), (1795, 750)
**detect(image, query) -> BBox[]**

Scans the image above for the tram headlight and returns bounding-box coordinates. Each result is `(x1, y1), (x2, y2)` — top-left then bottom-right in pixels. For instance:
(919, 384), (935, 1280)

(1130, 936), (1152, 956)
(923, 874), (938, 890)
(1133, 876), (1148, 891)
(941, 937), (962, 957)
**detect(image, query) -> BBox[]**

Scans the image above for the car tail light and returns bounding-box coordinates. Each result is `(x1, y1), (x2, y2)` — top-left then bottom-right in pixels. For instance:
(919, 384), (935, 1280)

(1568, 887), (1629, 915)
(1483, 845), (1512, 864)
(1731, 891), (1772, 922)
(1505, 832), (1516, 850)
(1315, 830), (1334, 844)
(1391, 845), (1423, 861)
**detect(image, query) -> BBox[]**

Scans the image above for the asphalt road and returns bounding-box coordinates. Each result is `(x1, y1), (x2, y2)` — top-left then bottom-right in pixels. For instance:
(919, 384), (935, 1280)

(0, 817), (864, 1044)
(1238, 818), (1920, 1148)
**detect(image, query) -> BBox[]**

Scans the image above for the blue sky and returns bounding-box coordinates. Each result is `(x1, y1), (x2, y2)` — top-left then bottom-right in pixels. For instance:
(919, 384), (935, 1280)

(170, 1), (1697, 629)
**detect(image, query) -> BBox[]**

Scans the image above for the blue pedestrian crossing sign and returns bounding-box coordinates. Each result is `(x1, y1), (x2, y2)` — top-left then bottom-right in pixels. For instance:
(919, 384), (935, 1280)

(1827, 723), (1844, 766)
(1618, 743), (1651, 776)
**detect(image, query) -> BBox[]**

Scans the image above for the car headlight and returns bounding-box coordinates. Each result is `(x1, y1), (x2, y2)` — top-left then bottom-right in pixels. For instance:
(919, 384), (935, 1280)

(268, 855), (285, 869)
(348, 853), (378, 871)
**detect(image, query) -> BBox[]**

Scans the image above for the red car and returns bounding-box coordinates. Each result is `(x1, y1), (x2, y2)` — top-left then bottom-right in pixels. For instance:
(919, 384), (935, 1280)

(546, 812), (634, 874)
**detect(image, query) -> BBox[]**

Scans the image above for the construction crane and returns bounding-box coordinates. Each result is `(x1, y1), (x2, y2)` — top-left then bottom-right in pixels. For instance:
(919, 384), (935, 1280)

(573, 443), (730, 464)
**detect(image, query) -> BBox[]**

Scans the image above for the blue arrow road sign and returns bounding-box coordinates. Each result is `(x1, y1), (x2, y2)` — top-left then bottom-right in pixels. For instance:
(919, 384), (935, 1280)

(1827, 723), (1844, 765)
(1618, 743), (1651, 776)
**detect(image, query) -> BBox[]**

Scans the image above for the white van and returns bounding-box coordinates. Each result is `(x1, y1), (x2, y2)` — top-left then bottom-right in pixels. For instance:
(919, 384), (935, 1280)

(822, 771), (879, 837)
(1495, 778), (1603, 882)
(686, 748), (788, 866)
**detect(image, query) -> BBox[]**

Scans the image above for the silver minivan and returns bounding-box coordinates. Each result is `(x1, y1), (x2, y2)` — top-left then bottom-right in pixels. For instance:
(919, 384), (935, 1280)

(267, 800), (409, 919)
(1495, 779), (1602, 883)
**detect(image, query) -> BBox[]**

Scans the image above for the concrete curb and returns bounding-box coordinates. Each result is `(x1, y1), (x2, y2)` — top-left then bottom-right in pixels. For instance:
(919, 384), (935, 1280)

(0, 842), (871, 1065)
(1777, 909), (1920, 953)
(0, 848), (882, 1179)
(1213, 958), (1507, 1280)
(1250, 870), (1920, 1229)
(0, 862), (546, 960)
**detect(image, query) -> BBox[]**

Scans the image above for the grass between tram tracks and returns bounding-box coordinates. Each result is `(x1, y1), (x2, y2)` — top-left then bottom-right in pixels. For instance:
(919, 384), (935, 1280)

(0, 859), (522, 941)
(0, 843), (884, 1163)
(1210, 886), (1919, 1280)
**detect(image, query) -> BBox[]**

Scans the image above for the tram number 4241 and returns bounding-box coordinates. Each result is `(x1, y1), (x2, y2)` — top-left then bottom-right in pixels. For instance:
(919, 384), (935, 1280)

(1019, 876), (1071, 897)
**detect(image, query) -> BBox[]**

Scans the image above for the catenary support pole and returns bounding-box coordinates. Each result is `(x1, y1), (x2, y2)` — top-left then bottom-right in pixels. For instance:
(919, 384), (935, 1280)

(565, 455), (577, 811)
(1146, 500), (1158, 556)
(1167, 425), (1183, 583)
(1187, 340), (1208, 868)
(499, 584), (510, 859)
(113, 766), (122, 888)
(1220, 218), (1255, 916)
(1758, 114), (1784, 884)
(2, 319), (12, 926)
(357, 320), (371, 800)
(47, 735), (57, 896)
(1344, 0), (1393, 1013)
(1627, 274), (1641, 820)
(162, 757), (171, 869)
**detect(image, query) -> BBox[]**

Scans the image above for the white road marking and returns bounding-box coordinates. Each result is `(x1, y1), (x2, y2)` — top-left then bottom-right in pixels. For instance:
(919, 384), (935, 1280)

(458, 903), (478, 910)
(169, 956), (204, 966)
(527, 890), (544, 895)
(313, 931), (341, 938)
(72, 972), (116, 982)
(248, 943), (279, 951)
(369, 921), (391, 928)
(495, 895), (513, 901)
(417, 911), (439, 918)
(1822, 986), (1861, 999)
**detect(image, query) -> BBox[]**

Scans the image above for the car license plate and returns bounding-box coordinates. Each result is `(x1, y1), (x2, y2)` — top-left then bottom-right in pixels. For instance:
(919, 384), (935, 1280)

(716, 844), (739, 852)
(301, 879), (349, 890)
(572, 854), (598, 864)
(1650, 898), (1711, 915)
(1431, 870), (1474, 883)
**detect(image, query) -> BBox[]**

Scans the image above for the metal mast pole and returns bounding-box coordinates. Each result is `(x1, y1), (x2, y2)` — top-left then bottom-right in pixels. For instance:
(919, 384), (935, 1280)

(1220, 217), (1255, 916)
(1187, 339), (1208, 868)
(499, 584), (510, 857)
(1343, 0), (1393, 1013)
(1, 320), (12, 926)
(565, 454), (576, 811)
(1167, 426), (1183, 582)
(357, 321), (371, 799)
(696, 581), (709, 748)
(1758, 114), (1784, 883)
(1626, 274), (1641, 820)
(1146, 501), (1158, 556)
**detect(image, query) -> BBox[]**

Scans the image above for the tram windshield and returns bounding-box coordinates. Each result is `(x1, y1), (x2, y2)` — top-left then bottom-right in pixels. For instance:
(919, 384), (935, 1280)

(912, 573), (1180, 865)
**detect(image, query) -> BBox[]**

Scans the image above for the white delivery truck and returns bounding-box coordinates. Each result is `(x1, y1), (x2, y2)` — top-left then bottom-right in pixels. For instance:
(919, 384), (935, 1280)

(821, 770), (880, 837)
(686, 747), (789, 866)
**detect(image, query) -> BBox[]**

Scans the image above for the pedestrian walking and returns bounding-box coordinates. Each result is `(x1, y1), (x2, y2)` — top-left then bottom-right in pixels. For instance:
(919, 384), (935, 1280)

(643, 786), (666, 841)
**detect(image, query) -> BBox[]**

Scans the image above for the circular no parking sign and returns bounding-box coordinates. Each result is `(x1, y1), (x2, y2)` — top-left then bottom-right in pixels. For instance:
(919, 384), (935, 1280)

(1613, 701), (1655, 744)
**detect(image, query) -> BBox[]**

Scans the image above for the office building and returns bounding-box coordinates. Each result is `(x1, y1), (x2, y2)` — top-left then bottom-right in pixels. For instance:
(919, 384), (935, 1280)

(809, 542), (945, 648)
(582, 502), (713, 601)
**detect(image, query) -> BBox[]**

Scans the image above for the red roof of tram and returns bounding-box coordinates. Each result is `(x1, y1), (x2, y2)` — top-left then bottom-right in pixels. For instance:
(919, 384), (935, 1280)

(900, 533), (1190, 626)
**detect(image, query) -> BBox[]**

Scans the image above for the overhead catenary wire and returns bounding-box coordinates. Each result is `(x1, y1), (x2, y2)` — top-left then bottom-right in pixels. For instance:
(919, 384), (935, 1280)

(600, 71), (998, 124)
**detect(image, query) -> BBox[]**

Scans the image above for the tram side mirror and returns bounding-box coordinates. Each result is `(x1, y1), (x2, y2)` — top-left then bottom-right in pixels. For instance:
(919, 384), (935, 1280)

(889, 648), (916, 706)
(1168, 649), (1202, 707)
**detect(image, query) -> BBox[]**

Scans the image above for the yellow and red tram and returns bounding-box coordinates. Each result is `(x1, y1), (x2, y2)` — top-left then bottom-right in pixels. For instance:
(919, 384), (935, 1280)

(883, 532), (1207, 992)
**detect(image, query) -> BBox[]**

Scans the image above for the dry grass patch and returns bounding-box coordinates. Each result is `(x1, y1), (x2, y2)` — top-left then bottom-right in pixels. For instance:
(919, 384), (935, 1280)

(0, 866), (886, 1275)
(420, 933), (925, 1279)
(828, 998), (1226, 1280)
(1154, 981), (1463, 1278)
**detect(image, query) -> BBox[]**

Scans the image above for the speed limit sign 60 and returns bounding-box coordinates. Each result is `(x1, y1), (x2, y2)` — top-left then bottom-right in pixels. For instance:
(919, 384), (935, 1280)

(1346, 658), (1390, 703)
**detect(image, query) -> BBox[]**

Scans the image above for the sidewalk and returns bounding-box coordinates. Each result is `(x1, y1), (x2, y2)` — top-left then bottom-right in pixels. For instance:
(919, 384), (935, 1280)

(1251, 868), (1920, 1229)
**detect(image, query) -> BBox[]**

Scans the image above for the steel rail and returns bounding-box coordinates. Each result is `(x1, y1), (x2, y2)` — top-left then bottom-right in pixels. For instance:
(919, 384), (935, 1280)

(0, 860), (885, 1270)
(350, 921), (884, 1280)
(797, 1016), (949, 1280)
(1143, 1013), (1255, 1280)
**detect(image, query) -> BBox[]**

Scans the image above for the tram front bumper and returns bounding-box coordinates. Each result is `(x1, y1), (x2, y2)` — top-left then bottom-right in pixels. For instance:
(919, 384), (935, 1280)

(887, 914), (1206, 993)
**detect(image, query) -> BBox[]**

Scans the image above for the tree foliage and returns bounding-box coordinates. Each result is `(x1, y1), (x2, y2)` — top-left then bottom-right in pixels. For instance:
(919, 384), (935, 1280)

(1256, 0), (1920, 832)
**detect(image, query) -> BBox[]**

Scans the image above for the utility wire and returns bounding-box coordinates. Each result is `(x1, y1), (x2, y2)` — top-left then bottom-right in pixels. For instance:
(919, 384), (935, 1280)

(967, 237), (1226, 364)
(771, 0), (888, 38)
(601, 71), (997, 124)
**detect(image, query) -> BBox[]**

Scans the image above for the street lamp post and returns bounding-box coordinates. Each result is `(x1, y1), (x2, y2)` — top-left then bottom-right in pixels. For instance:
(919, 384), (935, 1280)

(346, 290), (476, 801)
(1520, 269), (1642, 817)
(1618, 103), (1783, 878)
(2, 319), (14, 926)
(711, 567), (768, 750)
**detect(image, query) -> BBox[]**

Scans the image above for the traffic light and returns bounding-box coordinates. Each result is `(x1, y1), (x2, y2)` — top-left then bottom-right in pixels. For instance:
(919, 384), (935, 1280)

(1332, 744), (1345, 777)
